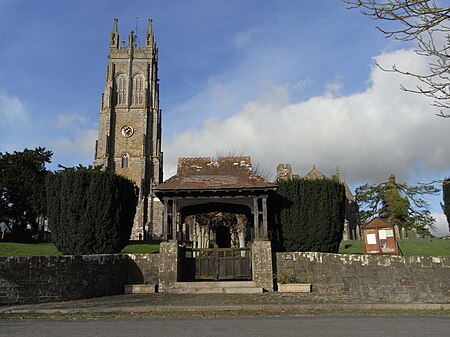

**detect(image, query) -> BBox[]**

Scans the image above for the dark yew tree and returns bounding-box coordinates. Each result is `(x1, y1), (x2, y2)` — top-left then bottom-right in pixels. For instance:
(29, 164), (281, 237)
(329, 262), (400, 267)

(0, 147), (52, 239)
(443, 179), (450, 232)
(275, 178), (346, 253)
(46, 167), (138, 255)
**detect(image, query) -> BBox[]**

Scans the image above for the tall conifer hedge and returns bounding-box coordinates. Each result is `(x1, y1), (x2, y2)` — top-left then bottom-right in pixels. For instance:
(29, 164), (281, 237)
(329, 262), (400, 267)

(443, 178), (450, 232)
(276, 178), (346, 253)
(46, 168), (138, 255)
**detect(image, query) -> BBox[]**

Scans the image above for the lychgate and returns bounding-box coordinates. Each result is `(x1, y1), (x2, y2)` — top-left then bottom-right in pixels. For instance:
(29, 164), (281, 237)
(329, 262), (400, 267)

(154, 156), (276, 283)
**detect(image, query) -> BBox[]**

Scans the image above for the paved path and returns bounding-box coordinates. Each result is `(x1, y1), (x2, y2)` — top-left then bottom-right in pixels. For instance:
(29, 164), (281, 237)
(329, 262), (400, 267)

(1, 316), (450, 337)
(1, 293), (449, 317)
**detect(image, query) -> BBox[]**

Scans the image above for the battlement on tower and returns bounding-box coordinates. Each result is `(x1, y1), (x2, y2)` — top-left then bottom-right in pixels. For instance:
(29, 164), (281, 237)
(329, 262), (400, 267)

(108, 17), (156, 57)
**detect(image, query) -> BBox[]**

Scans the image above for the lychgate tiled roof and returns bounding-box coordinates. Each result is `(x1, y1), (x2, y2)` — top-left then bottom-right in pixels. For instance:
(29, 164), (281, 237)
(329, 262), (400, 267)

(155, 156), (276, 191)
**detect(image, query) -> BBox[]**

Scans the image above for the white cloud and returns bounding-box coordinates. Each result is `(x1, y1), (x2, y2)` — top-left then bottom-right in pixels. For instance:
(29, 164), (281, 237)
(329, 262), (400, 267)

(56, 113), (89, 129)
(325, 78), (344, 97)
(52, 128), (97, 155)
(0, 90), (27, 123)
(0, 99), (97, 168)
(163, 48), (449, 186)
(50, 128), (97, 167)
(292, 78), (313, 92)
(0, 90), (33, 151)
(52, 112), (96, 152)
(232, 30), (253, 48)
(431, 212), (449, 237)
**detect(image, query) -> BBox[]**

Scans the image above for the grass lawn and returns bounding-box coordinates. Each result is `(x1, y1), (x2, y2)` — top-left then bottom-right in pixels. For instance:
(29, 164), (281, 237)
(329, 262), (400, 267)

(0, 242), (62, 256)
(120, 240), (161, 254)
(0, 240), (161, 256)
(1, 239), (448, 257)
(339, 238), (450, 256)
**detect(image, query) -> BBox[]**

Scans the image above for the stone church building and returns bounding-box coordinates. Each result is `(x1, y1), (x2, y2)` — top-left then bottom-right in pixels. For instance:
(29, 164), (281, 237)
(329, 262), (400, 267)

(93, 18), (359, 243)
(94, 18), (163, 239)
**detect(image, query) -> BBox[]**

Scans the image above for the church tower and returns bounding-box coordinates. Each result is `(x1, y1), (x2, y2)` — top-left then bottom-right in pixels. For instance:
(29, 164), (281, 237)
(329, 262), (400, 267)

(94, 18), (163, 239)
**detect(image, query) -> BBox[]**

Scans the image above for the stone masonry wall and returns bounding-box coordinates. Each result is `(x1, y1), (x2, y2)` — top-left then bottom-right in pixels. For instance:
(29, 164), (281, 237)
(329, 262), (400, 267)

(127, 253), (160, 285)
(0, 253), (161, 306)
(276, 252), (450, 303)
(2, 250), (449, 305)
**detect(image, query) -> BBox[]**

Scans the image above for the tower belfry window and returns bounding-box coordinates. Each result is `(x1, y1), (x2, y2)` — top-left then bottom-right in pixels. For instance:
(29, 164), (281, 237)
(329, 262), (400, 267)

(121, 153), (130, 168)
(115, 74), (128, 106)
(132, 74), (145, 106)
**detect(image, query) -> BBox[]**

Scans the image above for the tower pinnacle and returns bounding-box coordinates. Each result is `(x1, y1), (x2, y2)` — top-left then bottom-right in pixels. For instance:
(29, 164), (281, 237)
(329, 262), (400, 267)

(146, 18), (154, 47)
(110, 18), (119, 48)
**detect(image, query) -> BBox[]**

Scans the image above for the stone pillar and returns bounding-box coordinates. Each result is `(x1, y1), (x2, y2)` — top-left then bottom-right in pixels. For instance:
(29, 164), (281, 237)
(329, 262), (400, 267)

(251, 240), (273, 291)
(158, 241), (178, 292)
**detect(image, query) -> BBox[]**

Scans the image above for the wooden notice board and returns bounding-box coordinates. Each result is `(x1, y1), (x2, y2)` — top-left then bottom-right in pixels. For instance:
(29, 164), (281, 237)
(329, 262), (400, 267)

(362, 218), (398, 256)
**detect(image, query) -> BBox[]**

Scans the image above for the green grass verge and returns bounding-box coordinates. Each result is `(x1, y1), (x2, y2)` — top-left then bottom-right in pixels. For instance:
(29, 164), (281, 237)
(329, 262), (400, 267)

(339, 238), (450, 256)
(120, 240), (161, 254)
(0, 242), (62, 256)
(1, 238), (447, 257)
(0, 240), (160, 256)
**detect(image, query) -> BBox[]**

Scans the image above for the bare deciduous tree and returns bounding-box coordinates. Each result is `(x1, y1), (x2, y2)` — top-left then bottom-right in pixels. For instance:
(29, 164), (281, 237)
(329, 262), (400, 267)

(344, 0), (450, 117)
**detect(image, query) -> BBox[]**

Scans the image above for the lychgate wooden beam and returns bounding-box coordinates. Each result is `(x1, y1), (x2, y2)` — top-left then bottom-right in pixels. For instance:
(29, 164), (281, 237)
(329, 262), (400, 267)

(262, 195), (268, 239)
(253, 197), (259, 239)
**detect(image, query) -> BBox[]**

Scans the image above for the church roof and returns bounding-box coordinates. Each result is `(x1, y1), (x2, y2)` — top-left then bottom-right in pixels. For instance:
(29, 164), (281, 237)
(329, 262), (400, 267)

(154, 156), (276, 192)
(281, 164), (355, 202)
(303, 165), (327, 180)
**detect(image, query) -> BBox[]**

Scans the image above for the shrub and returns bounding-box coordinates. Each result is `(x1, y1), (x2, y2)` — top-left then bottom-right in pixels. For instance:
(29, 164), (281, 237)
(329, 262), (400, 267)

(275, 178), (346, 253)
(443, 178), (450, 232)
(46, 168), (138, 255)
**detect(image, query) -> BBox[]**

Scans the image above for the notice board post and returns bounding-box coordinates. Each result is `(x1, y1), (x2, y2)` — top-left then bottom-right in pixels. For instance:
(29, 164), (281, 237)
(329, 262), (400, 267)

(362, 218), (398, 256)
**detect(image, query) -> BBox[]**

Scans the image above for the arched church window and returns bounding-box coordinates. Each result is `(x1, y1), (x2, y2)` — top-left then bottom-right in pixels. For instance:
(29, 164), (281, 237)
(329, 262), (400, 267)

(131, 74), (145, 106)
(115, 73), (128, 106)
(121, 153), (129, 168)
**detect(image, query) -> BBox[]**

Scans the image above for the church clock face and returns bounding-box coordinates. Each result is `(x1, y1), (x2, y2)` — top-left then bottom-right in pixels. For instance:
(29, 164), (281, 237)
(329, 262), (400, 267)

(121, 125), (134, 138)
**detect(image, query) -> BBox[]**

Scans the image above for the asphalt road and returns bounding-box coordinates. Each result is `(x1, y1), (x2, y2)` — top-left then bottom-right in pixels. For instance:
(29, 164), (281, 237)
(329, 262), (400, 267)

(1, 316), (449, 337)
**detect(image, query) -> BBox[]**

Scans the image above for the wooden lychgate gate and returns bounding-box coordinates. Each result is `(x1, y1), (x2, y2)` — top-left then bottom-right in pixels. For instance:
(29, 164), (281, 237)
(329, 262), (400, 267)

(180, 245), (252, 281)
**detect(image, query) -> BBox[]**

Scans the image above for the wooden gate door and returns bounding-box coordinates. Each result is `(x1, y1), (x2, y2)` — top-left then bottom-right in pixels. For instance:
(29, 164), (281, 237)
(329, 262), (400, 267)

(181, 245), (251, 281)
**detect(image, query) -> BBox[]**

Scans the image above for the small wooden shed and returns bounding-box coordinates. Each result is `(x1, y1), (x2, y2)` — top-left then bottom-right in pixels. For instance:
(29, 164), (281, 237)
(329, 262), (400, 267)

(362, 218), (398, 256)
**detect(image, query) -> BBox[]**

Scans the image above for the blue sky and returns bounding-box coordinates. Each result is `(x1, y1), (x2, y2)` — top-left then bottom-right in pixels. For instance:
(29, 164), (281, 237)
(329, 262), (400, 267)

(0, 0), (448, 236)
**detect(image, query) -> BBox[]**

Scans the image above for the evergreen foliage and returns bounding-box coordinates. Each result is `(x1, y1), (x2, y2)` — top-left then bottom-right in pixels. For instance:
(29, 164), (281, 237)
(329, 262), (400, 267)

(275, 178), (346, 253)
(379, 175), (411, 228)
(0, 147), (52, 238)
(355, 175), (439, 236)
(443, 179), (450, 232)
(46, 168), (138, 255)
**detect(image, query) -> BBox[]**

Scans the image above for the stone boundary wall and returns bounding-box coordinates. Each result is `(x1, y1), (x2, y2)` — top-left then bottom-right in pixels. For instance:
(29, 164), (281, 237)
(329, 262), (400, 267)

(2, 250), (449, 305)
(276, 252), (450, 303)
(127, 253), (160, 285)
(0, 253), (160, 305)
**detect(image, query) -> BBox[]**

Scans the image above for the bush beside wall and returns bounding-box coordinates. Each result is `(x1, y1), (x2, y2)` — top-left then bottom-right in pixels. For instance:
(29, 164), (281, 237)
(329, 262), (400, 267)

(275, 179), (346, 253)
(46, 169), (138, 255)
